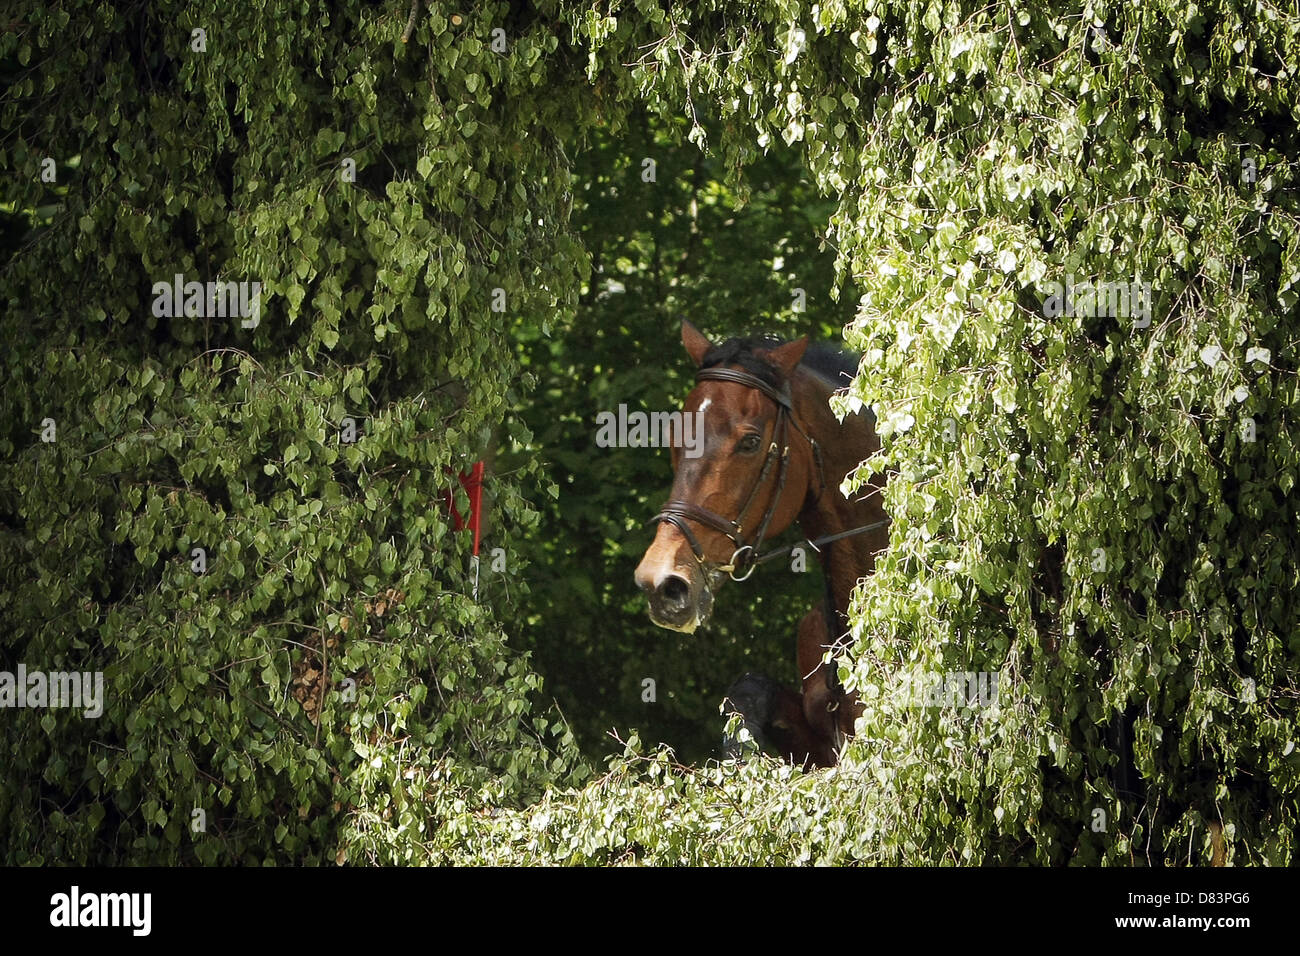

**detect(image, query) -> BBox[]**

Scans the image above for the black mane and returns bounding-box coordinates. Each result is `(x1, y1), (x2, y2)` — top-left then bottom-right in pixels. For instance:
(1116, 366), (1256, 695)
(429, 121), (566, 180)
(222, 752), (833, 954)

(700, 335), (860, 390)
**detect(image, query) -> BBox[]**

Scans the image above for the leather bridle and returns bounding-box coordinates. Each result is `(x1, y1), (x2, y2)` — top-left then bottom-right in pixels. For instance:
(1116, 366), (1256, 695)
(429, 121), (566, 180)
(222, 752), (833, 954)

(651, 365), (827, 582)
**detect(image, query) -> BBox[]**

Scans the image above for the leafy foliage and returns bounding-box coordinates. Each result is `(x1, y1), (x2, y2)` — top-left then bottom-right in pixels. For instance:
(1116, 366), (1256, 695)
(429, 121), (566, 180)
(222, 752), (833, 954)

(3, 0), (1297, 866)
(1, 0), (589, 863)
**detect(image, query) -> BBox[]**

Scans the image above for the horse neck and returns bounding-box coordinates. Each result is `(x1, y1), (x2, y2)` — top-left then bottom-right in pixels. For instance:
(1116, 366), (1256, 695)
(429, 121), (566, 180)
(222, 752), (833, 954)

(791, 369), (887, 626)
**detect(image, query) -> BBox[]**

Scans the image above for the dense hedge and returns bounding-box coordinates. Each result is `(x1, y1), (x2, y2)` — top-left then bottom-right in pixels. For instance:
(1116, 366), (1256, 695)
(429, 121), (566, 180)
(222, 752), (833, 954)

(1, 0), (592, 864)
(3, 0), (1297, 865)
(824, 0), (1300, 864)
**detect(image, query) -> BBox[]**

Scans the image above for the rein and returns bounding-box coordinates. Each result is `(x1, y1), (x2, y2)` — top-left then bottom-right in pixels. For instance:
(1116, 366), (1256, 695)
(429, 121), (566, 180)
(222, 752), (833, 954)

(748, 519), (890, 569)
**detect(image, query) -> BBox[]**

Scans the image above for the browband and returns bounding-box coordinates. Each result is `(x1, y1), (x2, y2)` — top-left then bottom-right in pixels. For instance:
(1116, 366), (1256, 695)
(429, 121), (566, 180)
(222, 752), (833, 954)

(694, 366), (794, 410)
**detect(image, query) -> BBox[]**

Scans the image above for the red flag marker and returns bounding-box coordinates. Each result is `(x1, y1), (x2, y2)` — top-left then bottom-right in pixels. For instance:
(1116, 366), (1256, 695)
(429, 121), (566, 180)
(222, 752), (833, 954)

(444, 461), (484, 600)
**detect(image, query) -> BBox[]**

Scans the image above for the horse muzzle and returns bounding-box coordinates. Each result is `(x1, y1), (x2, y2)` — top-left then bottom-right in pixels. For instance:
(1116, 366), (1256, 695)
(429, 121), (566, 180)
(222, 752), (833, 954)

(634, 562), (718, 634)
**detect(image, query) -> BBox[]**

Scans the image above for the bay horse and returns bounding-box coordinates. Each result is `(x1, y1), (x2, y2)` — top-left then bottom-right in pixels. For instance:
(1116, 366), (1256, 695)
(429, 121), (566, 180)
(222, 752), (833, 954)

(634, 321), (889, 768)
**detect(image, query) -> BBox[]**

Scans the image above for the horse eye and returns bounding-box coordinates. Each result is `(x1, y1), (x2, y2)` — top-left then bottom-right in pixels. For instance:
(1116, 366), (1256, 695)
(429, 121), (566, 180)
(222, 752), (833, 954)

(737, 433), (761, 454)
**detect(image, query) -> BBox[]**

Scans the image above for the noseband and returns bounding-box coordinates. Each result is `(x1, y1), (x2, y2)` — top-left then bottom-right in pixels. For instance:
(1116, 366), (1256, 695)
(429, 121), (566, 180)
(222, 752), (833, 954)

(652, 366), (825, 582)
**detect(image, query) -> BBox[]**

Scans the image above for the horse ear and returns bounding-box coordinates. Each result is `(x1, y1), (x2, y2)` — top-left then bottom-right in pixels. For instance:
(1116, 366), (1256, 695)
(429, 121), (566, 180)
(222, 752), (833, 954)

(763, 336), (808, 379)
(681, 320), (713, 367)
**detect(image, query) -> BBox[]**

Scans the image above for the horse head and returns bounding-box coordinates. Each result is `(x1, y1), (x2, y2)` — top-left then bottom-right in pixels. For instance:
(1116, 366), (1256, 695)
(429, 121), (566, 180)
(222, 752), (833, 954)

(634, 321), (822, 633)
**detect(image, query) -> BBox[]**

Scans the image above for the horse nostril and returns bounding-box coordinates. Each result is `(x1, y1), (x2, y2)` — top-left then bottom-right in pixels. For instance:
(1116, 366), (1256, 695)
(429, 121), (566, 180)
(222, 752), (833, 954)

(658, 574), (690, 608)
(634, 568), (655, 594)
